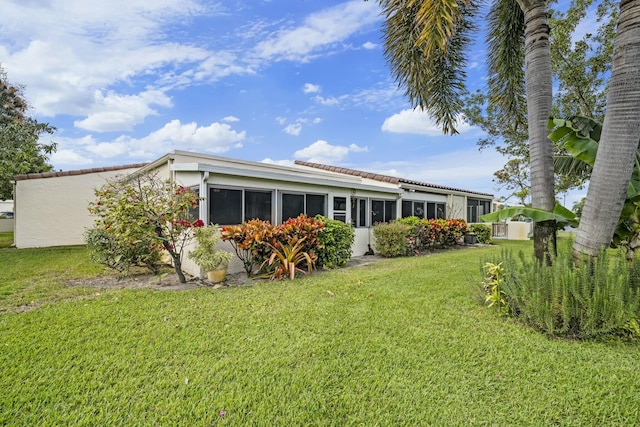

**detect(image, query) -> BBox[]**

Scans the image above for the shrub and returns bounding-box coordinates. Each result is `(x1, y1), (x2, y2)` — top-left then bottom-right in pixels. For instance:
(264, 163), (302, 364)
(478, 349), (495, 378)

(316, 215), (355, 269)
(84, 227), (163, 275)
(221, 215), (325, 278)
(484, 245), (640, 340)
(396, 216), (430, 252)
(87, 172), (204, 283)
(220, 219), (276, 277)
(444, 219), (469, 246)
(277, 215), (324, 262)
(427, 219), (447, 248)
(373, 222), (412, 257)
(482, 261), (509, 316)
(470, 223), (492, 244)
(188, 225), (233, 271)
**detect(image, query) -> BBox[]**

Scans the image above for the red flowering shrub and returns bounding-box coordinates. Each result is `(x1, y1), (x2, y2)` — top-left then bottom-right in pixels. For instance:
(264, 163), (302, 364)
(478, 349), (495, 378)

(88, 173), (203, 283)
(375, 217), (469, 257)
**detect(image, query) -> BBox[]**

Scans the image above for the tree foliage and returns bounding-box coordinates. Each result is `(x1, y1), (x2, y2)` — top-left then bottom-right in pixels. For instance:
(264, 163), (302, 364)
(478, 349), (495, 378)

(0, 66), (56, 200)
(88, 172), (204, 283)
(464, 0), (617, 201)
(375, 0), (556, 262)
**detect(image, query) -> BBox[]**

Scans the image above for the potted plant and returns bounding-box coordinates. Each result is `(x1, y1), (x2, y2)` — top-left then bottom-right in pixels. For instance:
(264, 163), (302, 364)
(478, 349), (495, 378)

(188, 225), (233, 283)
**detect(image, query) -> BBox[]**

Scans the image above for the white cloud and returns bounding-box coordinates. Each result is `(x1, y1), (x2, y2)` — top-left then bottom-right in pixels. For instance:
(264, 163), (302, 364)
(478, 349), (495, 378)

(312, 117), (322, 124)
(86, 141), (130, 158)
(50, 149), (94, 166)
(50, 119), (246, 168)
(0, 1), (230, 117)
(381, 108), (472, 135)
(348, 144), (368, 153)
(362, 41), (377, 50)
(222, 115), (240, 123)
(138, 119), (246, 154)
(283, 123), (302, 136)
(253, 0), (380, 62)
(74, 89), (172, 132)
(346, 83), (404, 111)
(275, 116), (287, 125)
(313, 95), (339, 106)
(303, 83), (321, 93)
(294, 140), (368, 164)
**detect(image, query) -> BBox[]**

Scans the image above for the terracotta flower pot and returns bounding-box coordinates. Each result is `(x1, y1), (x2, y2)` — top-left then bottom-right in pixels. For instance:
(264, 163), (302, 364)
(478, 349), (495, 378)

(207, 269), (227, 284)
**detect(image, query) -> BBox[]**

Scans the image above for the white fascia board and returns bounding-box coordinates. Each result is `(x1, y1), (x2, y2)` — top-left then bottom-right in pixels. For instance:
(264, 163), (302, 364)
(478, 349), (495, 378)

(171, 163), (403, 195)
(400, 183), (493, 199)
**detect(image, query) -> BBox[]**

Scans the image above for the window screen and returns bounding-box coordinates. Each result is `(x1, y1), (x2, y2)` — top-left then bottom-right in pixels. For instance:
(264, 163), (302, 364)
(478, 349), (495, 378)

(282, 193), (304, 221)
(306, 194), (325, 217)
(210, 188), (242, 225)
(245, 190), (272, 222)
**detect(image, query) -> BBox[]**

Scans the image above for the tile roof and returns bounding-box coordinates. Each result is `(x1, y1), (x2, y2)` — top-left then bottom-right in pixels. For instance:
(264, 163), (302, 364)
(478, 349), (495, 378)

(294, 160), (493, 197)
(14, 163), (147, 181)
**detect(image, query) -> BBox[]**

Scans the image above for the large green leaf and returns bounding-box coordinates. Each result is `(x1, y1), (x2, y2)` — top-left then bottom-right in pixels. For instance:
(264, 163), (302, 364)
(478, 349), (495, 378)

(549, 115), (640, 249)
(550, 115), (640, 201)
(548, 116), (600, 166)
(480, 202), (578, 227)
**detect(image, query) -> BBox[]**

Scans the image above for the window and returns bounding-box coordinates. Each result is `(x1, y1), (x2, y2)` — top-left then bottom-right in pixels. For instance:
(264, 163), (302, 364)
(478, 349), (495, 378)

(282, 194), (304, 221)
(188, 187), (200, 221)
(402, 200), (425, 218)
(372, 199), (396, 224)
(467, 198), (491, 223)
(210, 188), (242, 225)
(306, 194), (325, 217)
(244, 190), (272, 222)
(426, 202), (446, 219)
(281, 193), (326, 221)
(209, 188), (272, 225)
(333, 197), (347, 223)
(351, 197), (368, 228)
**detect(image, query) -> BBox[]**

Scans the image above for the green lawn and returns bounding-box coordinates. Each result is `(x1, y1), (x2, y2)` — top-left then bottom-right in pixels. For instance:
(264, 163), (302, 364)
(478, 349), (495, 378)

(1, 241), (639, 425)
(0, 231), (13, 249)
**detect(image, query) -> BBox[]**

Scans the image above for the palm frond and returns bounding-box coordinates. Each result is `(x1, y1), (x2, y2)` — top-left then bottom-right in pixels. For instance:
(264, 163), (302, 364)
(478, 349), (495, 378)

(487, 0), (526, 129)
(412, 0), (466, 57)
(381, 0), (479, 134)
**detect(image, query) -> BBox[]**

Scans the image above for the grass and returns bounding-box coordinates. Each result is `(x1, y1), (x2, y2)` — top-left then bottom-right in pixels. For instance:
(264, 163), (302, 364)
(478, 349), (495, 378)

(1, 241), (640, 425)
(0, 245), (103, 312)
(0, 232), (13, 248)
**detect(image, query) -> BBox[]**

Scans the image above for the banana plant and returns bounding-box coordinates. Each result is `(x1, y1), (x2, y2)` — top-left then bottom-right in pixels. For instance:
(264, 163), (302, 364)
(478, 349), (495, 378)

(480, 202), (578, 228)
(482, 115), (640, 258)
(550, 116), (640, 257)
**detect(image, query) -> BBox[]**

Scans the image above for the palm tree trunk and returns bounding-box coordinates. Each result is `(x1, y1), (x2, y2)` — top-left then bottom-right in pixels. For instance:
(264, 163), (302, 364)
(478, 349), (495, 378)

(519, 0), (556, 262)
(573, 0), (640, 257)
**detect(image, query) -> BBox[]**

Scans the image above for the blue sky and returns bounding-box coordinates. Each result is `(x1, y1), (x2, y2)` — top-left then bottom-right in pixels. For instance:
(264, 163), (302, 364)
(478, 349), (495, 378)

(0, 0), (584, 204)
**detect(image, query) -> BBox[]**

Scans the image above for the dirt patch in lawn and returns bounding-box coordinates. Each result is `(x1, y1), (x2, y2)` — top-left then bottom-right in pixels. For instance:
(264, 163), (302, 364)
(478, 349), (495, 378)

(66, 246), (484, 292)
(66, 254), (390, 291)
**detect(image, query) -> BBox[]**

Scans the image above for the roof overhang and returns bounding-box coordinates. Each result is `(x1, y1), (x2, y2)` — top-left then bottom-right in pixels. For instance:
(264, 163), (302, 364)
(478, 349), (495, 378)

(171, 163), (403, 195)
(399, 182), (493, 199)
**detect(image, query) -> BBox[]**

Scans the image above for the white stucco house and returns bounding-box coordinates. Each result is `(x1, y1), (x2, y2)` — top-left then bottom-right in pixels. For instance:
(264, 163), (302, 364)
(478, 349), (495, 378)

(12, 150), (493, 275)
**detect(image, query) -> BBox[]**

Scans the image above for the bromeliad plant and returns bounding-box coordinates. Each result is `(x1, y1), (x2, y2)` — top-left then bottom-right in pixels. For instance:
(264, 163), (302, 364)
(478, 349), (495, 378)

(88, 172), (204, 283)
(220, 215), (324, 279)
(261, 237), (315, 280)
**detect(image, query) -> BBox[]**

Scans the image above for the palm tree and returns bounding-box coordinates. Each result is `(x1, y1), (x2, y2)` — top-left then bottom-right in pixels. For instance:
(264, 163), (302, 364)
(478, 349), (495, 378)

(376, 0), (556, 262)
(572, 0), (640, 257)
